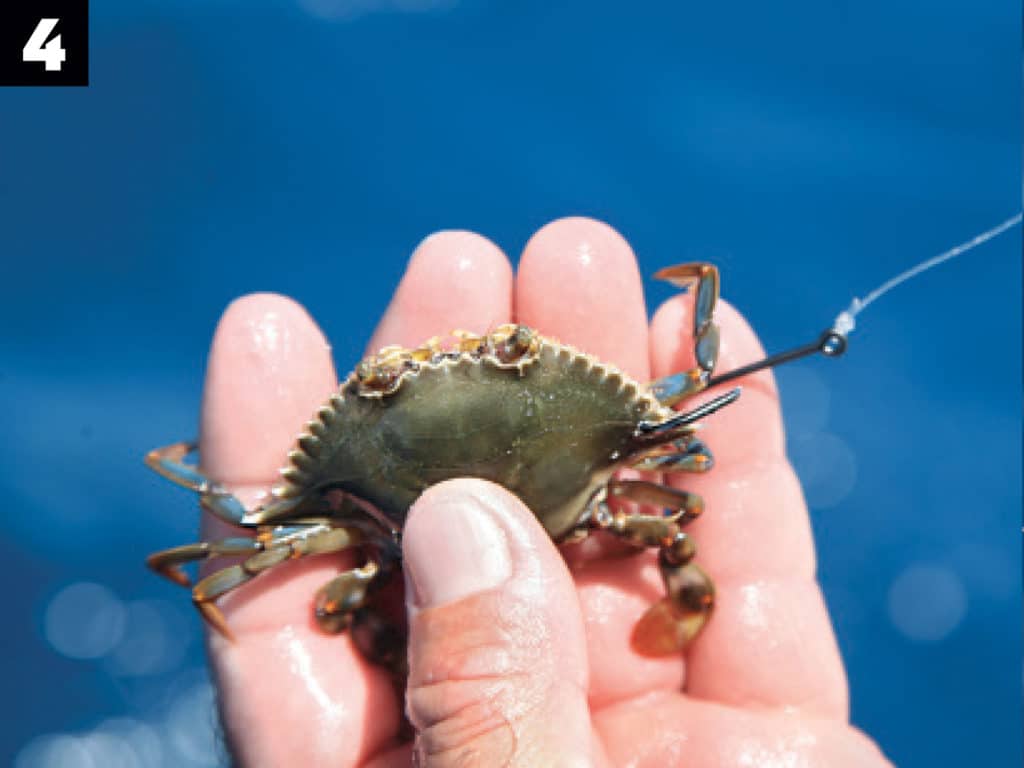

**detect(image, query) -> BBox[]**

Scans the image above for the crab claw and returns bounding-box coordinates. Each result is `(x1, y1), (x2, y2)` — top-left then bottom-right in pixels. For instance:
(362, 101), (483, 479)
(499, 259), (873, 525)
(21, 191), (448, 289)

(648, 262), (722, 406)
(632, 557), (715, 656)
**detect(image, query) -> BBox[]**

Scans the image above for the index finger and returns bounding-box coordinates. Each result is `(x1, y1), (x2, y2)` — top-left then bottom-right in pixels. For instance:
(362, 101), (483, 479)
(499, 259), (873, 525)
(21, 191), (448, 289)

(199, 294), (399, 767)
(650, 295), (849, 718)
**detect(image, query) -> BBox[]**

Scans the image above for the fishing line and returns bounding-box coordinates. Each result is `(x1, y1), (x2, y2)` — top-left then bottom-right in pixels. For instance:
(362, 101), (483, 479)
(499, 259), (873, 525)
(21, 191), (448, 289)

(706, 212), (1022, 388)
(831, 212), (1022, 336)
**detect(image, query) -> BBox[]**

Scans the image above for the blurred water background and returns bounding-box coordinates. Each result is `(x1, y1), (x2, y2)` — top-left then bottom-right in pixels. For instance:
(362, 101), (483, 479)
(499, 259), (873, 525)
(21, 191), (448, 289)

(1, 1), (1020, 766)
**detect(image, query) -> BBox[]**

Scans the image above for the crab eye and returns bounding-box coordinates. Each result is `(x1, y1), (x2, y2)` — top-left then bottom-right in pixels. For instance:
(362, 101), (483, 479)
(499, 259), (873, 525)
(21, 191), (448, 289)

(495, 326), (535, 363)
(355, 361), (374, 381)
(356, 359), (404, 392)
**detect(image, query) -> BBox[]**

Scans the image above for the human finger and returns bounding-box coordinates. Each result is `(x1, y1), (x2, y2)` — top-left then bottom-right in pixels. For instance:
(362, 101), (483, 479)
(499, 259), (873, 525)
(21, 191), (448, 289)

(199, 294), (399, 767)
(403, 479), (603, 766)
(595, 691), (892, 768)
(515, 217), (684, 708)
(515, 216), (649, 378)
(368, 230), (513, 352)
(650, 296), (847, 717)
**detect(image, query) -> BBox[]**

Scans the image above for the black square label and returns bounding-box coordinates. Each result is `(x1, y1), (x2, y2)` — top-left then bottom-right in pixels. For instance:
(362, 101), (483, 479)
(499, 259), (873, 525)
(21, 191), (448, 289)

(0, 1), (89, 86)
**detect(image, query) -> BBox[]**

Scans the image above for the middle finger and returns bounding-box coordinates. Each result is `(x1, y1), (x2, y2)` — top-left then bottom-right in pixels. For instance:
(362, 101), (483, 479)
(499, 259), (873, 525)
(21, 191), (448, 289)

(515, 216), (684, 710)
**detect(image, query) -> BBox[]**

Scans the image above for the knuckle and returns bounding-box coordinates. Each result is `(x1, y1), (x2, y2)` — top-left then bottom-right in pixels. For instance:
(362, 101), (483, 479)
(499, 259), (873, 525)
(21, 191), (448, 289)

(407, 640), (533, 727)
(413, 696), (517, 768)
(407, 636), (540, 767)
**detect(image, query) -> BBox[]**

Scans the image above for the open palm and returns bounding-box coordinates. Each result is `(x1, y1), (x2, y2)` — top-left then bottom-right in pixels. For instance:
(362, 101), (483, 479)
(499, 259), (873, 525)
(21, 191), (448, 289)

(194, 218), (890, 766)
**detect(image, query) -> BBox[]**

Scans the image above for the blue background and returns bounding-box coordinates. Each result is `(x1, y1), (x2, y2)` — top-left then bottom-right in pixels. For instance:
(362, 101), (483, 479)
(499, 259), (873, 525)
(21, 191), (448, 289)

(1, 1), (1019, 766)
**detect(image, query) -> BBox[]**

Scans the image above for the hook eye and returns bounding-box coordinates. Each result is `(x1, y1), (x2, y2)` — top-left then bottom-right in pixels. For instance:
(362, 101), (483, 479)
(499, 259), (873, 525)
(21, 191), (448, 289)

(819, 331), (847, 357)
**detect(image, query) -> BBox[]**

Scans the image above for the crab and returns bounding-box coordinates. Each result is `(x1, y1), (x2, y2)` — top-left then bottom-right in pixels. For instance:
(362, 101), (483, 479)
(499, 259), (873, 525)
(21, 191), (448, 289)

(146, 262), (741, 667)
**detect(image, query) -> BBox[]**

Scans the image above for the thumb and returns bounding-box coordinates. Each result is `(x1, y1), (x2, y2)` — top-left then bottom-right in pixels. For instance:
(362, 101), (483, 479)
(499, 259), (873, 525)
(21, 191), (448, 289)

(402, 479), (599, 767)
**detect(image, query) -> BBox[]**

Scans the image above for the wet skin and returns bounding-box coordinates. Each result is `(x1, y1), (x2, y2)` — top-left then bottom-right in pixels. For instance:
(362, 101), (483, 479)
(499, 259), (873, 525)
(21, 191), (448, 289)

(196, 218), (892, 766)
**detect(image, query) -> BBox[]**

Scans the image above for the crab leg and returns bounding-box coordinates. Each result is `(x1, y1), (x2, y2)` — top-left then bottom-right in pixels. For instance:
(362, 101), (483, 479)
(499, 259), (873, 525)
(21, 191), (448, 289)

(631, 437), (715, 473)
(648, 263), (722, 406)
(594, 480), (714, 655)
(177, 523), (368, 639)
(192, 552), (287, 638)
(145, 441), (208, 490)
(606, 479), (704, 525)
(635, 557), (715, 656)
(146, 441), (303, 527)
(147, 537), (263, 587)
(145, 442), (248, 526)
(313, 561), (380, 633)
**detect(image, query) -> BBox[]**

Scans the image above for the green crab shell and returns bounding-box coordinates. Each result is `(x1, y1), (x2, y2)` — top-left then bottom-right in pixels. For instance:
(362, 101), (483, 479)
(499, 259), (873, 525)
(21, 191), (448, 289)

(275, 340), (672, 540)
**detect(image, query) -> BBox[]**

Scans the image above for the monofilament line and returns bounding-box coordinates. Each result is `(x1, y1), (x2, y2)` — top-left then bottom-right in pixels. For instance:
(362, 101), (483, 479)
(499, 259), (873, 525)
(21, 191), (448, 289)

(832, 212), (1022, 336)
(704, 211), (1021, 388)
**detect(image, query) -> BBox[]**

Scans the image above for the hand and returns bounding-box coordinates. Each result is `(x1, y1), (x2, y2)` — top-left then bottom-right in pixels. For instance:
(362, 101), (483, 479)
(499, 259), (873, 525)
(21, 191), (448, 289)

(196, 218), (892, 766)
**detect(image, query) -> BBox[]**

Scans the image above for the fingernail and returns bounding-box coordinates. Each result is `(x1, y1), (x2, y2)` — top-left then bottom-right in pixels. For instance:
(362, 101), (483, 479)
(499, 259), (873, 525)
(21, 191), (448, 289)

(404, 489), (512, 610)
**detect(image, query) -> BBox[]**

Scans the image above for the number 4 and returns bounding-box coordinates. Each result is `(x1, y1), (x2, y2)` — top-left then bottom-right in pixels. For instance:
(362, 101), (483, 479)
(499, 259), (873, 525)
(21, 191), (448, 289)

(23, 18), (66, 72)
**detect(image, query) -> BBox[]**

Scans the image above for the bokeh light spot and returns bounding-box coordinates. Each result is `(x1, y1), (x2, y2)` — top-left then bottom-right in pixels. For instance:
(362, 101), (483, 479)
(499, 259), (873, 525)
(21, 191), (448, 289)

(97, 719), (164, 767)
(44, 583), (126, 660)
(788, 431), (858, 509)
(887, 563), (968, 642)
(79, 731), (139, 767)
(167, 681), (221, 766)
(107, 599), (190, 677)
(15, 734), (94, 768)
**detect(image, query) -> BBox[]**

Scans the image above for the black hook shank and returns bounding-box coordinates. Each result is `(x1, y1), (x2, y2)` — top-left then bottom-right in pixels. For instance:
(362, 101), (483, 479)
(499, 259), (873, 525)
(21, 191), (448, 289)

(705, 329), (847, 389)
